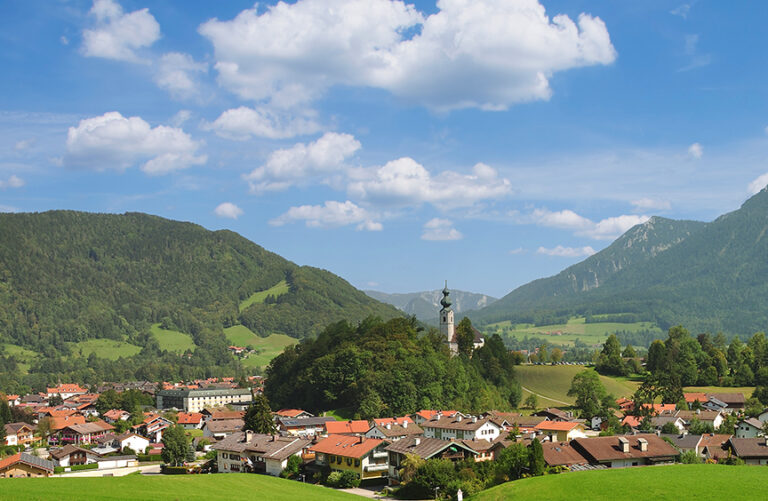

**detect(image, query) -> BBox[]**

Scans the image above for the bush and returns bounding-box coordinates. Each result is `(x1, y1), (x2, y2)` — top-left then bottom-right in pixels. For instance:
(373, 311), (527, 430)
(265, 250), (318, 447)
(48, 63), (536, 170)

(54, 466), (64, 474)
(161, 465), (190, 475)
(679, 450), (702, 464)
(71, 463), (98, 471)
(325, 470), (360, 488)
(137, 454), (155, 462)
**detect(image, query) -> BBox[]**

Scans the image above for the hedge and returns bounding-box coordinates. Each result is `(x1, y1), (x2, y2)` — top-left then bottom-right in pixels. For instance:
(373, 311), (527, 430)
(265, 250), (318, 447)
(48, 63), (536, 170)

(161, 465), (190, 475)
(54, 463), (99, 474)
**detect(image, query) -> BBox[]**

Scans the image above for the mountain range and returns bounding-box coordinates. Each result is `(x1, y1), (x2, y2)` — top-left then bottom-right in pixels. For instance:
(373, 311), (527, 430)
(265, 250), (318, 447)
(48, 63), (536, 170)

(365, 289), (497, 322)
(471, 186), (768, 336)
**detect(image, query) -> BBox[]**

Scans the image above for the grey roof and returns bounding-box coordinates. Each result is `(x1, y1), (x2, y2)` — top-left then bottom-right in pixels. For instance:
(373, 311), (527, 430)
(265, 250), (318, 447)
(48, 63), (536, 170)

(213, 432), (310, 461)
(204, 419), (244, 433)
(370, 423), (424, 438)
(4, 422), (35, 435)
(66, 422), (111, 435)
(385, 437), (477, 459)
(729, 438), (768, 458)
(13, 453), (54, 473)
(278, 417), (336, 428)
(660, 433), (702, 451)
(741, 418), (763, 429)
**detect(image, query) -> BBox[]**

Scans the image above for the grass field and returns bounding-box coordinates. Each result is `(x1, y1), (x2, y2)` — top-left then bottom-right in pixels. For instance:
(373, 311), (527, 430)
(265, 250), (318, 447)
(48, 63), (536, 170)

(150, 323), (196, 353)
(487, 317), (662, 347)
(515, 365), (640, 406)
(3, 472), (361, 501)
(68, 339), (142, 361)
(684, 385), (755, 398)
(224, 325), (297, 368)
(239, 280), (290, 312)
(471, 464), (768, 501)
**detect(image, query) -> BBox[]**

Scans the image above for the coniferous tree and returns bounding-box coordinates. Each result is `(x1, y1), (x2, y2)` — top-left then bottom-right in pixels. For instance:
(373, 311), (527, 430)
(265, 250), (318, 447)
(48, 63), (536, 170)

(243, 393), (276, 434)
(529, 438), (545, 476)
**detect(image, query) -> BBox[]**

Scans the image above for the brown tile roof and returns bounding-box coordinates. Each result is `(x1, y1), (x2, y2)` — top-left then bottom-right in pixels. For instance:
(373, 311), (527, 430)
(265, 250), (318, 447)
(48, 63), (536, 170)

(573, 434), (679, 462)
(204, 419), (244, 433)
(311, 434), (383, 459)
(503, 415), (549, 429)
(675, 410), (721, 423)
(213, 432), (311, 460)
(542, 441), (590, 467)
(708, 393), (746, 405)
(729, 438), (768, 458)
(4, 422), (35, 435)
(459, 438), (493, 453)
(325, 420), (371, 435)
(699, 434), (731, 459)
(210, 411), (245, 421)
(66, 422), (112, 435)
(370, 422), (423, 438)
(534, 408), (573, 421)
(49, 444), (100, 460)
(385, 436), (476, 459)
(275, 409), (311, 418)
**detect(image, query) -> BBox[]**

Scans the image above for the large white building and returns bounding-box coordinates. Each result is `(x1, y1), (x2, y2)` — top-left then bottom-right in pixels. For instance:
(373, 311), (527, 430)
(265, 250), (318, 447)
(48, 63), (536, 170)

(156, 388), (252, 412)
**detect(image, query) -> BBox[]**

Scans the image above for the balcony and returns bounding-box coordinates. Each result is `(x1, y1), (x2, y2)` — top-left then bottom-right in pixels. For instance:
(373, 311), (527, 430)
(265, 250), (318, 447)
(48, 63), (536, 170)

(372, 451), (388, 459)
(365, 464), (389, 472)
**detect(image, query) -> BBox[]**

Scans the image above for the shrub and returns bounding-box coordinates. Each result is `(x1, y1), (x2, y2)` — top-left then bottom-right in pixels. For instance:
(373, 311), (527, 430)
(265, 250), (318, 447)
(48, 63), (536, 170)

(325, 470), (360, 488)
(161, 465), (190, 475)
(679, 450), (702, 464)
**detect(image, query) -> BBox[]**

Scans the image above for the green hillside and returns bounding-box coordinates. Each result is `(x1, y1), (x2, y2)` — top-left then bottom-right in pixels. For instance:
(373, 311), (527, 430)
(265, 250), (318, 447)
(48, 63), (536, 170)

(516, 365), (639, 406)
(2, 472), (361, 501)
(473, 187), (768, 336)
(223, 325), (297, 368)
(0, 210), (400, 392)
(472, 464), (768, 501)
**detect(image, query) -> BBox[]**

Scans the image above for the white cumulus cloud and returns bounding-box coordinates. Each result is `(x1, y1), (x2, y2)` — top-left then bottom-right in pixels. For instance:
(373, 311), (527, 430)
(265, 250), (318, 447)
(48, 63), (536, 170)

(270, 200), (382, 231)
(205, 106), (322, 140)
(214, 202), (243, 219)
(155, 53), (208, 99)
(421, 218), (463, 241)
(631, 198), (671, 212)
(199, 0), (616, 111)
(520, 207), (648, 240)
(81, 0), (161, 63)
(688, 142), (703, 159)
(65, 111), (206, 175)
(244, 132), (360, 193)
(748, 173), (768, 195)
(537, 245), (596, 257)
(0, 175), (25, 189)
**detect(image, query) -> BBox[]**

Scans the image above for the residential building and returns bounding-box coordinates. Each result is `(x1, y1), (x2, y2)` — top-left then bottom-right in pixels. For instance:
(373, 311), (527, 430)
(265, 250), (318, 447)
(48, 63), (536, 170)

(541, 441), (591, 469)
(324, 420), (371, 436)
(177, 412), (204, 430)
(735, 418), (764, 438)
(213, 431), (311, 476)
(277, 417), (335, 437)
(4, 422), (36, 447)
(55, 421), (114, 446)
(728, 437), (768, 465)
(534, 421), (587, 442)
(699, 433), (732, 461)
(422, 414), (502, 442)
(156, 388), (252, 412)
(312, 435), (388, 482)
(674, 410), (724, 430)
(102, 409), (131, 423)
(275, 409), (314, 419)
(708, 393), (745, 413)
(497, 414), (548, 434)
(533, 408), (575, 422)
(659, 433), (702, 454)
(46, 384), (88, 400)
(410, 410), (460, 426)
(385, 437), (477, 484)
(203, 419), (244, 440)
(49, 445), (101, 467)
(132, 414), (172, 442)
(365, 421), (424, 441)
(649, 416), (686, 434)
(0, 453), (54, 478)
(571, 434), (678, 468)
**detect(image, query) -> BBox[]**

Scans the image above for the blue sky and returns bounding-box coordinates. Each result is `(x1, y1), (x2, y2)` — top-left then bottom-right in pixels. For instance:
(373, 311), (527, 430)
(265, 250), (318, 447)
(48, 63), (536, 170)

(1, 0), (768, 298)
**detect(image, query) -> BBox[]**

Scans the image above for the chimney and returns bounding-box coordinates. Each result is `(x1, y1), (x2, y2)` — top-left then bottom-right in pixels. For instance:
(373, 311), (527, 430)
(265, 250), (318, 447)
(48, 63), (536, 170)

(456, 415), (462, 422)
(359, 436), (364, 444)
(618, 437), (629, 453)
(245, 430), (254, 443)
(472, 416), (478, 423)
(638, 438), (648, 452)
(386, 423), (392, 430)
(403, 421), (408, 429)
(414, 437), (421, 446)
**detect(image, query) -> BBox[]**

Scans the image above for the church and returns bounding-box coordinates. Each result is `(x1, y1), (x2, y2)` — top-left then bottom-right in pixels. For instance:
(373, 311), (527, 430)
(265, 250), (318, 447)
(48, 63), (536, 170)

(439, 283), (484, 356)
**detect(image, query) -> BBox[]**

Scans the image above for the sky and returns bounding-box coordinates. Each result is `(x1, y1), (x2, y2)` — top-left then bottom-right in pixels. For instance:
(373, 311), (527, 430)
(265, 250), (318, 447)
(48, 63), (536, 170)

(1, 0), (768, 299)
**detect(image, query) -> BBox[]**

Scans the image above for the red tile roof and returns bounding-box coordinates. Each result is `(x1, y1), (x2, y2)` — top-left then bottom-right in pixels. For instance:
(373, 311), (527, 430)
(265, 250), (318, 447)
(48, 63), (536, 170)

(311, 434), (383, 458)
(50, 415), (87, 431)
(325, 420), (371, 435)
(684, 392), (708, 404)
(372, 416), (413, 426)
(621, 415), (642, 428)
(103, 409), (129, 420)
(535, 421), (583, 432)
(177, 412), (204, 425)
(413, 410), (458, 420)
(47, 384), (87, 394)
(275, 409), (309, 418)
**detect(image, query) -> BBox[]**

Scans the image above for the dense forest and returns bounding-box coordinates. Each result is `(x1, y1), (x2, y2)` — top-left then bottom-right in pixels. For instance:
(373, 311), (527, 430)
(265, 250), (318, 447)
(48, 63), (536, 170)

(0, 211), (401, 392)
(471, 187), (768, 336)
(265, 316), (522, 418)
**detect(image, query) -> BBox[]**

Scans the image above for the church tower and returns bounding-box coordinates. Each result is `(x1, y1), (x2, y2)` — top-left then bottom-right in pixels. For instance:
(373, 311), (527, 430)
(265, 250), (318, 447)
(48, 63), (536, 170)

(439, 282), (457, 355)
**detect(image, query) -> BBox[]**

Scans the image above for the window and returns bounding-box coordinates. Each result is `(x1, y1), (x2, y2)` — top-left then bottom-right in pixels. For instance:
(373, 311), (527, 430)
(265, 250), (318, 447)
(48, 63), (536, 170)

(337, 456), (343, 464)
(354, 459), (360, 467)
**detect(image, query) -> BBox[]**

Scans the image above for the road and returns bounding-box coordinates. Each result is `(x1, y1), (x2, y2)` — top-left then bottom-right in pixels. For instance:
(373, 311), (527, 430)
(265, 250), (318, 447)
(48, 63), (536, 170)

(520, 386), (571, 406)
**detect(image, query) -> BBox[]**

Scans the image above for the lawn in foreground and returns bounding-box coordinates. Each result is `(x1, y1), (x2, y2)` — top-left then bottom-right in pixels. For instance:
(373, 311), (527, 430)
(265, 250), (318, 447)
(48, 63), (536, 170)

(5, 472), (362, 501)
(516, 365), (639, 405)
(472, 464), (768, 501)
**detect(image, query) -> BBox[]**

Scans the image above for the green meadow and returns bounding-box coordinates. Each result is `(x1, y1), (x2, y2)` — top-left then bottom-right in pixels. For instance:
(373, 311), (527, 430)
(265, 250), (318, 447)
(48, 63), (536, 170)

(224, 324), (297, 368)
(515, 364), (640, 406)
(3, 473), (362, 501)
(239, 279), (290, 312)
(487, 316), (662, 346)
(150, 323), (197, 353)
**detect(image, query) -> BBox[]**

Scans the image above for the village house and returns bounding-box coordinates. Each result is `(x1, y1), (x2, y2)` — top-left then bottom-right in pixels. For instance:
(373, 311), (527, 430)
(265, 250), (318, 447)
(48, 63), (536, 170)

(275, 409), (314, 419)
(410, 410), (461, 426)
(312, 435), (389, 482)
(541, 441), (591, 469)
(533, 408), (575, 422)
(132, 414), (172, 442)
(365, 420), (424, 442)
(6, 394), (20, 407)
(206, 410), (246, 422)
(707, 393), (745, 413)
(203, 419), (244, 440)
(496, 414), (549, 434)
(324, 420), (371, 436)
(46, 384), (88, 401)
(102, 409), (131, 424)
(699, 433), (732, 461)
(49, 444), (101, 467)
(177, 412), (204, 430)
(0, 453), (55, 478)
(213, 431), (311, 476)
(571, 434), (678, 468)
(728, 437), (768, 465)
(649, 416), (686, 434)
(735, 418), (764, 438)
(675, 410), (724, 430)
(3, 422), (36, 447)
(277, 416), (335, 437)
(55, 421), (114, 446)
(422, 414), (502, 442)
(385, 437), (477, 484)
(660, 433), (702, 454)
(99, 432), (150, 454)
(534, 421), (588, 442)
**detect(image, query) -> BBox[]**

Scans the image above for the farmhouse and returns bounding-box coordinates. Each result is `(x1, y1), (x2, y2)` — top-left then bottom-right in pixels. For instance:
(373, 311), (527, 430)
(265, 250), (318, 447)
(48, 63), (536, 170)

(728, 437), (768, 465)
(3, 422), (36, 447)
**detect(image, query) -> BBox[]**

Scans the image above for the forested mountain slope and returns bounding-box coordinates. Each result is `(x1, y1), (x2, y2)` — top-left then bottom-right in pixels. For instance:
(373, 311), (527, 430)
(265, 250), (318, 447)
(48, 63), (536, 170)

(0, 211), (400, 389)
(473, 187), (768, 335)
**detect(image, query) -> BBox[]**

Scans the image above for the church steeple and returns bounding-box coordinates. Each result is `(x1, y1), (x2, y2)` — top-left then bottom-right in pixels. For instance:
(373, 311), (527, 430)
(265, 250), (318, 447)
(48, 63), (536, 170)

(439, 281), (457, 355)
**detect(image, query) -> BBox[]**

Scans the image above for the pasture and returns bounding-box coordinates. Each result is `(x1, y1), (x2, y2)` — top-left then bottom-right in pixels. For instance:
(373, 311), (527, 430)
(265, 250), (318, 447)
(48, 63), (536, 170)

(150, 323), (197, 353)
(515, 364), (640, 406)
(224, 325), (297, 368)
(239, 280), (290, 312)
